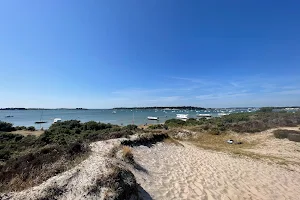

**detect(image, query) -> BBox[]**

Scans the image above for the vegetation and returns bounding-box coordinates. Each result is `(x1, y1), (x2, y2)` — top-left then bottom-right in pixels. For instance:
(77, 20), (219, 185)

(257, 107), (274, 113)
(147, 124), (168, 130)
(87, 166), (138, 200)
(0, 121), (15, 132)
(122, 146), (134, 164)
(273, 129), (300, 142)
(165, 111), (300, 134)
(0, 120), (136, 192)
(121, 132), (169, 147)
(0, 122), (36, 132)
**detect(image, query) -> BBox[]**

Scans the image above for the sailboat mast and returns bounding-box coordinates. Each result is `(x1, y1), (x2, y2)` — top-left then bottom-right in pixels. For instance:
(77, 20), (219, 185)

(132, 110), (135, 125)
(40, 110), (43, 121)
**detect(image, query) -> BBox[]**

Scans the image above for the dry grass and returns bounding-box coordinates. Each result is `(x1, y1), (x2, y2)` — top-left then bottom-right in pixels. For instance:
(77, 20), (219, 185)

(186, 129), (300, 167)
(163, 137), (184, 146)
(0, 144), (89, 193)
(122, 146), (134, 164)
(190, 132), (257, 153)
(10, 130), (44, 136)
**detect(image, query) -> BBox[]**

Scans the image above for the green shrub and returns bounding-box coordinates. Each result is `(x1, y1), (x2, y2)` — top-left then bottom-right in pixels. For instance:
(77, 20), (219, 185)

(185, 118), (199, 126)
(124, 124), (137, 130)
(0, 121), (15, 132)
(15, 126), (27, 130)
(258, 107), (274, 113)
(147, 124), (167, 130)
(27, 126), (36, 131)
(165, 119), (186, 127)
(0, 150), (11, 161)
(223, 113), (251, 123)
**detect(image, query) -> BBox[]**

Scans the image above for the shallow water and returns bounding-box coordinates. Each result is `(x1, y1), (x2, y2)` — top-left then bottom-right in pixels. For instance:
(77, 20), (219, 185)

(0, 108), (252, 129)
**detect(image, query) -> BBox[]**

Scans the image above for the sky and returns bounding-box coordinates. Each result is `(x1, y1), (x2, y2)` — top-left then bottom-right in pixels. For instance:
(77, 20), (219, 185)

(0, 0), (300, 108)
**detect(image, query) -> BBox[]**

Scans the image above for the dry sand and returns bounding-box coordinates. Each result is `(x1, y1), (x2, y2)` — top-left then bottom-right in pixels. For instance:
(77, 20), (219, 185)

(132, 141), (300, 200)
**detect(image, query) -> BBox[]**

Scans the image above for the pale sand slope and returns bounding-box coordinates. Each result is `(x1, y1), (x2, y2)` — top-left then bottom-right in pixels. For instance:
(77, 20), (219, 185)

(132, 142), (300, 200)
(1, 140), (122, 200)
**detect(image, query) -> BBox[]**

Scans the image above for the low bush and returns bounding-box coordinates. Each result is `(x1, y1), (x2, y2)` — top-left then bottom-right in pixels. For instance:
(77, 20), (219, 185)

(121, 133), (169, 147)
(273, 129), (300, 142)
(0, 121), (15, 132)
(257, 107), (274, 113)
(147, 124), (167, 130)
(27, 126), (36, 131)
(124, 124), (138, 130)
(15, 126), (27, 131)
(165, 119), (186, 127)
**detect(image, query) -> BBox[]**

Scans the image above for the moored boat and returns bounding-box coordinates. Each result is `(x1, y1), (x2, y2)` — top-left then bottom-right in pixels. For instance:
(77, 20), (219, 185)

(197, 114), (212, 119)
(176, 114), (189, 120)
(218, 113), (229, 116)
(147, 116), (159, 120)
(53, 118), (62, 123)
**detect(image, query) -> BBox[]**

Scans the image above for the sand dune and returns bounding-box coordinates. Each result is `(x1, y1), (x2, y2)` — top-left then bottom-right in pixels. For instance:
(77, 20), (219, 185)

(1, 140), (124, 200)
(2, 132), (300, 200)
(132, 142), (300, 200)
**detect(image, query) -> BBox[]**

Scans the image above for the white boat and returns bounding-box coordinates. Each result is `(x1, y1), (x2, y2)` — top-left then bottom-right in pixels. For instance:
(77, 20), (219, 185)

(53, 118), (62, 123)
(112, 111), (117, 114)
(176, 114), (189, 120)
(218, 113), (229, 116)
(197, 114), (212, 119)
(147, 116), (159, 120)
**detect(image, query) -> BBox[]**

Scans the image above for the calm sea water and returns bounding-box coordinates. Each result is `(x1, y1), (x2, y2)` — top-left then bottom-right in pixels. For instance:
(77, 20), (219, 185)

(0, 109), (253, 129)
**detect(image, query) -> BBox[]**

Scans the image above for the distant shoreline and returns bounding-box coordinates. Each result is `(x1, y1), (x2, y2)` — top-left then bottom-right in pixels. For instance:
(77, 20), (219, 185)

(113, 106), (206, 110)
(0, 108), (89, 110)
(1, 106), (300, 111)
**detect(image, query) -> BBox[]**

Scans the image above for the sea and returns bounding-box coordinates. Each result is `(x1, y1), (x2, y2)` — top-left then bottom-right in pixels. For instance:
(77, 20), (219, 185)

(0, 108), (256, 129)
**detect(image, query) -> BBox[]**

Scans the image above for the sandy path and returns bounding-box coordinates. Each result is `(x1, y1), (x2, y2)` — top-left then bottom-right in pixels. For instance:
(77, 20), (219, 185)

(132, 142), (300, 200)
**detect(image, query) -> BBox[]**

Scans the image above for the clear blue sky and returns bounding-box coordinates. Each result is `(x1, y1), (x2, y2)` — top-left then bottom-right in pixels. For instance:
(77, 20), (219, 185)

(1, 0), (300, 108)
